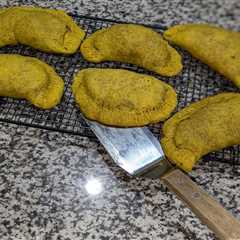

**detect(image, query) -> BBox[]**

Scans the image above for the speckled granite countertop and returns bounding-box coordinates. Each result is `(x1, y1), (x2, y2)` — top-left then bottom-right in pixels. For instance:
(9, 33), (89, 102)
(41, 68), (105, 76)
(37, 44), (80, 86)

(0, 1), (240, 240)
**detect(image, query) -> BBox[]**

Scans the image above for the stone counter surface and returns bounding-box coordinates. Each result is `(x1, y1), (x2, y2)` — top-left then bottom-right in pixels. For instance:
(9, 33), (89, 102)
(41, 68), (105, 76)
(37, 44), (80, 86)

(0, 1), (239, 240)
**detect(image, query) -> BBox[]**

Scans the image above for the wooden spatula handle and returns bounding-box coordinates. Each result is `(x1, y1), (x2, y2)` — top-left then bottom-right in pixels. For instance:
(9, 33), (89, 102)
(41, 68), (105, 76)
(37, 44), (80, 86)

(161, 169), (240, 240)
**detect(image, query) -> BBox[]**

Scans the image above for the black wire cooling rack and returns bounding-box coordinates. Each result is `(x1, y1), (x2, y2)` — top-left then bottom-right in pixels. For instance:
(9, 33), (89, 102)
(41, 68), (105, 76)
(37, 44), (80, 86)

(0, 14), (239, 169)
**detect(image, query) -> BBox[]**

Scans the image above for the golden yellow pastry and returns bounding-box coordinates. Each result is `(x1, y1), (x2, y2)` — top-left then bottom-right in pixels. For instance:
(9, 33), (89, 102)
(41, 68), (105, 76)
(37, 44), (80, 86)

(72, 68), (177, 127)
(80, 24), (182, 76)
(0, 7), (85, 54)
(0, 54), (64, 109)
(164, 24), (240, 87)
(161, 93), (240, 172)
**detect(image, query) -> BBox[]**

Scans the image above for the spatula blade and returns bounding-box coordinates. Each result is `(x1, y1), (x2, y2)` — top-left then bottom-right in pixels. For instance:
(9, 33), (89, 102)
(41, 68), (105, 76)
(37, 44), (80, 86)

(87, 120), (171, 177)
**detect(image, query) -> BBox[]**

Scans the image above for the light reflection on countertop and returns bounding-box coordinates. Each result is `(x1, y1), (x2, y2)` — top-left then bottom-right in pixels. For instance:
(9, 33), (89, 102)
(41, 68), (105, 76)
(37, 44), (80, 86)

(85, 177), (103, 195)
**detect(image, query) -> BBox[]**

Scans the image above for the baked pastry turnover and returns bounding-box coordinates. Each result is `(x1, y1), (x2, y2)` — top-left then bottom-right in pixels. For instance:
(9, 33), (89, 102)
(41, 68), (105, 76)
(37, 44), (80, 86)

(80, 24), (182, 76)
(161, 93), (240, 171)
(0, 7), (85, 54)
(164, 24), (240, 87)
(72, 68), (177, 127)
(0, 54), (64, 109)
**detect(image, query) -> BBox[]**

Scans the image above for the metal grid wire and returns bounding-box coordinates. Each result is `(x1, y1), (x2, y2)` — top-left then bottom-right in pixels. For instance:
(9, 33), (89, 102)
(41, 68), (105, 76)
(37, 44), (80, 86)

(0, 15), (239, 168)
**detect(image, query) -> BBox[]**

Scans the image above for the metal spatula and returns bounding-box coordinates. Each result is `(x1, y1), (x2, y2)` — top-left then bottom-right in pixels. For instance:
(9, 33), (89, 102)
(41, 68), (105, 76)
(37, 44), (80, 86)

(87, 120), (240, 240)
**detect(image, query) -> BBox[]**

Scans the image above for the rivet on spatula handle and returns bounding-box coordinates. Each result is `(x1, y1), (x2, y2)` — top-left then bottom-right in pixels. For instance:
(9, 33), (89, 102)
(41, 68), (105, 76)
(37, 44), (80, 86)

(161, 169), (240, 240)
